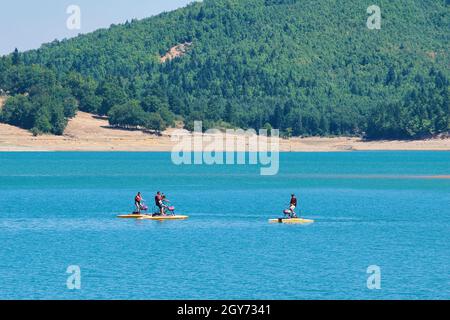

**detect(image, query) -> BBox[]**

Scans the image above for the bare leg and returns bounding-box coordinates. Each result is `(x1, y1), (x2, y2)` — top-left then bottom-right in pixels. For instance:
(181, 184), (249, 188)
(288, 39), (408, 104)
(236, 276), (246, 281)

(290, 206), (297, 218)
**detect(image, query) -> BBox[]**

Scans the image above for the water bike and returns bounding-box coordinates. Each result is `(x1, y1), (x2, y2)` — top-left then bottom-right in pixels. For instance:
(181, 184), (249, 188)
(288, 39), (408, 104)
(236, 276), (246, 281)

(269, 209), (314, 224)
(117, 199), (152, 217)
(117, 201), (149, 218)
(268, 218), (314, 224)
(136, 202), (149, 212)
(137, 205), (188, 220)
(117, 213), (189, 220)
(138, 214), (189, 221)
(117, 213), (149, 219)
(117, 204), (188, 220)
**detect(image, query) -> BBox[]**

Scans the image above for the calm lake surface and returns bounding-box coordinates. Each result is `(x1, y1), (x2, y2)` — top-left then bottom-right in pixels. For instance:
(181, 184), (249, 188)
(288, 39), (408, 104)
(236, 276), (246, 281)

(0, 152), (449, 299)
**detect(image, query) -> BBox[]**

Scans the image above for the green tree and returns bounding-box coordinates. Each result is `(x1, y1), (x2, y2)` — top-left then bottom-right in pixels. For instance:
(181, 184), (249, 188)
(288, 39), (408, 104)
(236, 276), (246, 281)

(1, 95), (35, 129)
(108, 100), (148, 128)
(97, 82), (128, 116)
(145, 112), (167, 133)
(33, 112), (52, 135)
(12, 48), (20, 66)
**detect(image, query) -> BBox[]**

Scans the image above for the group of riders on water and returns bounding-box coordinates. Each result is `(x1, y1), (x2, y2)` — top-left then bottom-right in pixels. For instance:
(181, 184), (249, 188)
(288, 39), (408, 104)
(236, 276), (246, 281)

(134, 191), (175, 216)
(133, 192), (300, 219)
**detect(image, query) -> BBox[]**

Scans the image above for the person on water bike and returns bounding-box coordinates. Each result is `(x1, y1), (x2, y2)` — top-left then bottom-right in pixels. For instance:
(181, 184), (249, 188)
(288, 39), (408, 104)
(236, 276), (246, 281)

(161, 194), (175, 214)
(285, 194), (298, 219)
(134, 192), (143, 214)
(162, 193), (170, 206)
(154, 191), (165, 215)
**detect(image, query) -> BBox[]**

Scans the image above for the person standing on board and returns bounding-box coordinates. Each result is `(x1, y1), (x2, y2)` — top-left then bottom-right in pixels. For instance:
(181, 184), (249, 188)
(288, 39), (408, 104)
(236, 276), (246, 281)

(134, 192), (143, 214)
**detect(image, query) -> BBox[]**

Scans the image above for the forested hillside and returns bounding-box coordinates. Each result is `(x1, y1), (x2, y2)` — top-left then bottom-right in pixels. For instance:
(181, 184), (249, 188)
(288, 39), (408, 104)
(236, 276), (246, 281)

(0, 0), (449, 138)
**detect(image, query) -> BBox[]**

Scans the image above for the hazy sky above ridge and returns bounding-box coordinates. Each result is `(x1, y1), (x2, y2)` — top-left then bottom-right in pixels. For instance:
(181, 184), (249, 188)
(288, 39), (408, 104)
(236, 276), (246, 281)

(0, 0), (195, 55)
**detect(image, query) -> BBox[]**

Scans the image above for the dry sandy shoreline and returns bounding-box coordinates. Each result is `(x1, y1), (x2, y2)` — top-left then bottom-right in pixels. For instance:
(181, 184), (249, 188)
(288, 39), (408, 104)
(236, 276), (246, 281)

(0, 111), (449, 152)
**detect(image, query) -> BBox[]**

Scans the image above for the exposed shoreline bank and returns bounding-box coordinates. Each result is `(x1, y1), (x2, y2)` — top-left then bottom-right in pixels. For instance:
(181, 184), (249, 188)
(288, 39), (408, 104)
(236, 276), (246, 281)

(0, 112), (449, 152)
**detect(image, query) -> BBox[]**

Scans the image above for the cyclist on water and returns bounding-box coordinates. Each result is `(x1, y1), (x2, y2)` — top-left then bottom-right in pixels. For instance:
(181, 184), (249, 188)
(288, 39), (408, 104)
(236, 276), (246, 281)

(162, 193), (170, 206)
(285, 194), (298, 218)
(134, 192), (143, 214)
(161, 193), (176, 214)
(155, 191), (165, 215)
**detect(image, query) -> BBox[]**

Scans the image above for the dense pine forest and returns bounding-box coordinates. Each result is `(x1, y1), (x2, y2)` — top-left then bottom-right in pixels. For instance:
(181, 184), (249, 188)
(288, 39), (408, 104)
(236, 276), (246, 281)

(0, 0), (448, 139)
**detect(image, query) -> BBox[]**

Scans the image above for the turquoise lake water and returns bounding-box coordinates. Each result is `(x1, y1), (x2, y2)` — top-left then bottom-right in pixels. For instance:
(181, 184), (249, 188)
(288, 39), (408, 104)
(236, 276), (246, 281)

(0, 152), (449, 300)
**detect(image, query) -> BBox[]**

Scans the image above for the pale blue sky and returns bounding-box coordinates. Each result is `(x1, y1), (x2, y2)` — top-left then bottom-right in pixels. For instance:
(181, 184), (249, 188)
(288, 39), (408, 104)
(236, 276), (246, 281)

(0, 0), (195, 55)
